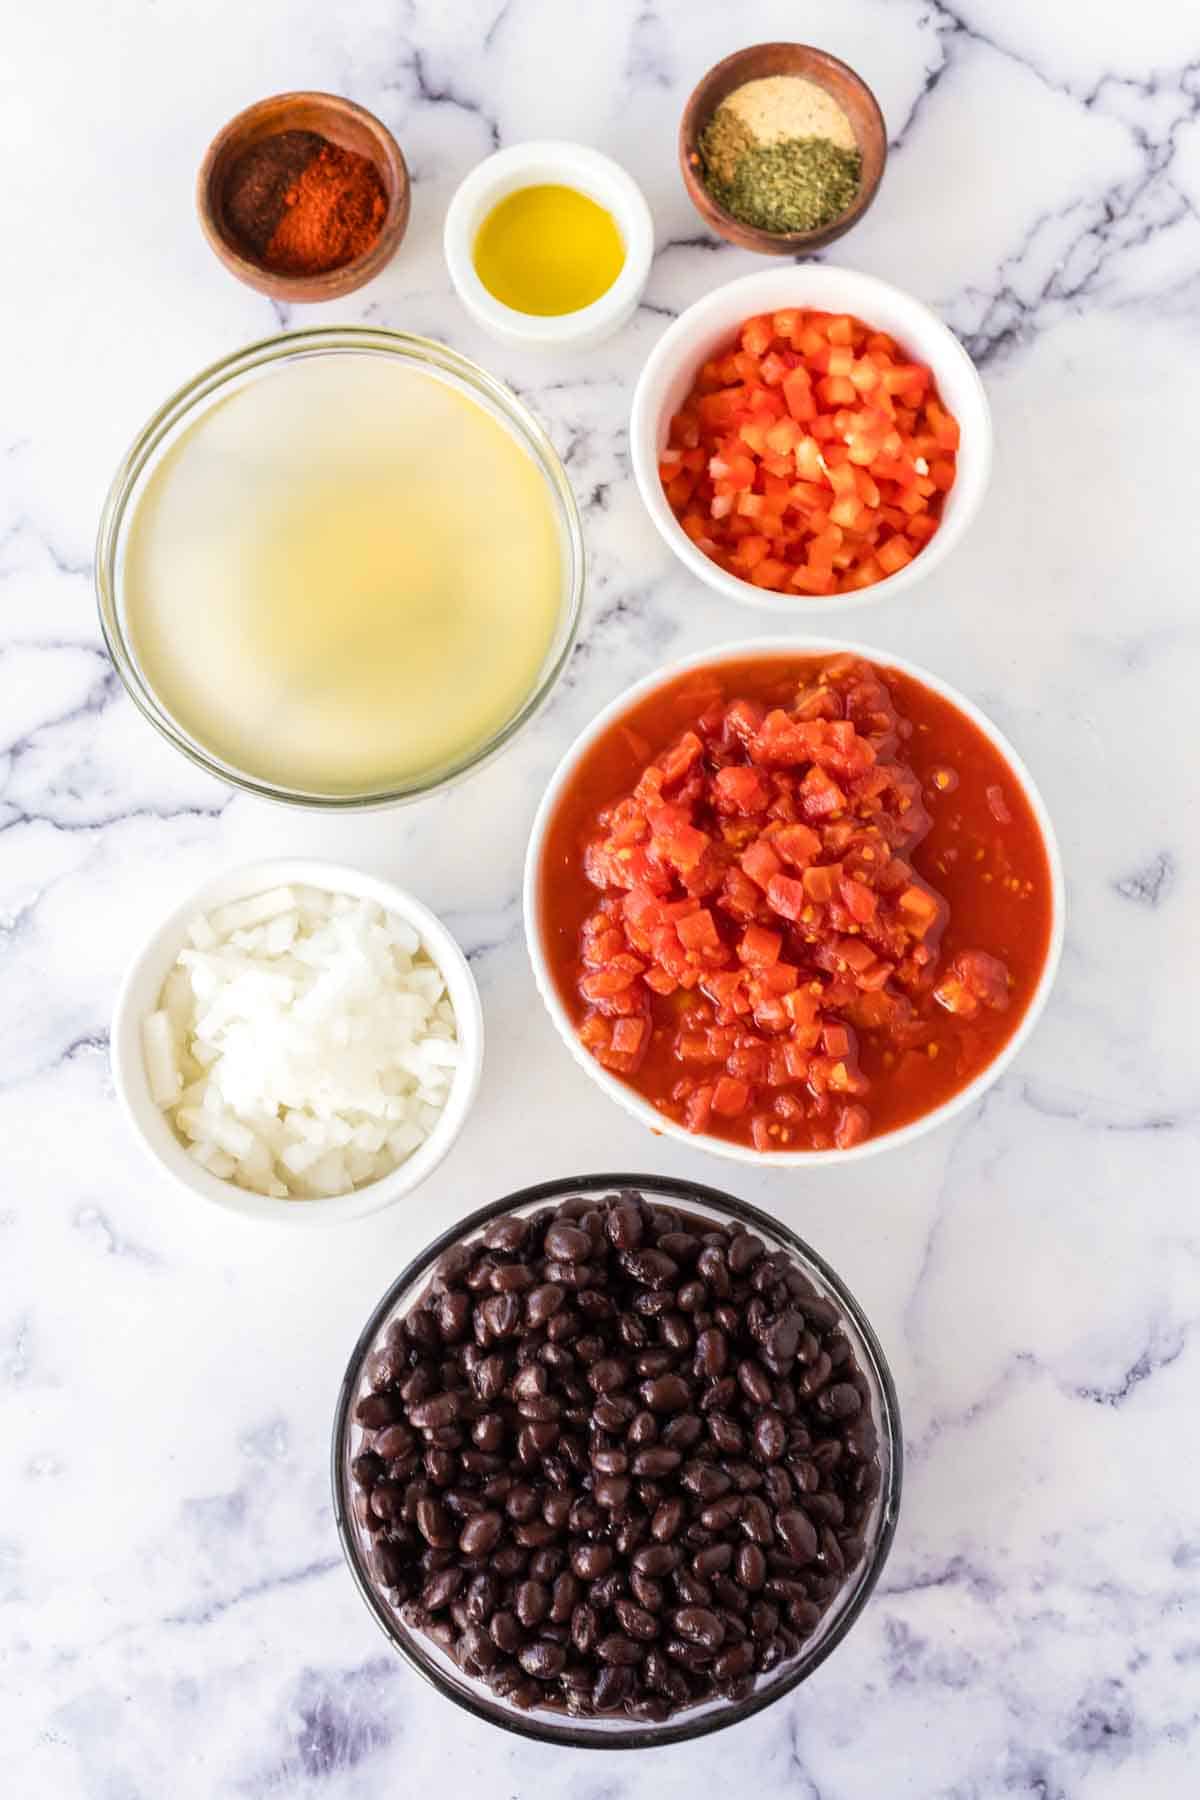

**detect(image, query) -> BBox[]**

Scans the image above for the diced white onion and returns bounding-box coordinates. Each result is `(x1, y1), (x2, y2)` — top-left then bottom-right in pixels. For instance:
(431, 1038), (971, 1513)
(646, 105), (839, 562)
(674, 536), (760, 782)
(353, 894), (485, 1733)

(146, 886), (458, 1200)
(142, 1010), (182, 1107)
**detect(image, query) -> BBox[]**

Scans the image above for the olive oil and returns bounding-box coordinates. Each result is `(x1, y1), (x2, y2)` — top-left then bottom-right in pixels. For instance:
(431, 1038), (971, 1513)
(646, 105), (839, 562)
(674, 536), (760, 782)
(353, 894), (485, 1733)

(473, 184), (625, 315)
(123, 355), (565, 797)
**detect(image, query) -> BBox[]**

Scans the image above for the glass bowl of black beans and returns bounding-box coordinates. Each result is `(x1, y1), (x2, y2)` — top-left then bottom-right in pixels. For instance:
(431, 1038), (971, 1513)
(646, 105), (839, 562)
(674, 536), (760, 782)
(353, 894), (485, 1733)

(332, 1175), (901, 1747)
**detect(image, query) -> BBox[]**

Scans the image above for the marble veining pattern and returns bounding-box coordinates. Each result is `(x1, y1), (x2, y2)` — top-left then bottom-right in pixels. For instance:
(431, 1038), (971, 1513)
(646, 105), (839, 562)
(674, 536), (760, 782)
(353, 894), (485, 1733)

(3, 0), (1199, 1794)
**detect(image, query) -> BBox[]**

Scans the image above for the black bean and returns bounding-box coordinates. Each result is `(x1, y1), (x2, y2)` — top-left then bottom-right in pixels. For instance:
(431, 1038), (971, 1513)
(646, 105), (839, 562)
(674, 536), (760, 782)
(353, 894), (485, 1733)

(594, 1474), (632, 1509)
(641, 1374), (690, 1413)
(421, 1567), (463, 1610)
(571, 1542), (613, 1580)
(593, 1395), (636, 1433)
(613, 1597), (659, 1640)
(587, 1357), (631, 1394)
(741, 1495), (772, 1544)
(735, 1543), (767, 1590)
(355, 1391), (401, 1429)
(661, 1412), (703, 1452)
(405, 1308), (442, 1348)
(437, 1290), (471, 1341)
(752, 1408), (787, 1463)
(470, 1414), (503, 1455)
(458, 1511), (502, 1557)
(480, 1294), (523, 1341)
(517, 1394), (561, 1422)
(518, 1640), (565, 1680)
(696, 1247), (731, 1298)
(482, 1214), (529, 1253)
(693, 1543), (733, 1578)
(712, 1573), (748, 1615)
(776, 1508), (819, 1563)
(728, 1233), (765, 1275)
(630, 1570), (664, 1612)
(606, 1205), (644, 1250)
(592, 1445), (628, 1476)
(620, 1248), (679, 1289)
(489, 1609), (522, 1652)
(571, 1601), (598, 1654)
(707, 1412), (744, 1455)
(673, 1568), (713, 1608)
(539, 1494), (570, 1533)
(372, 1538), (408, 1587)
(416, 1497), (454, 1546)
(632, 1446), (682, 1478)
(756, 1461), (788, 1505)
(633, 1543), (679, 1577)
(409, 1392), (460, 1431)
(515, 1579), (550, 1627)
(517, 1422), (559, 1460)
(545, 1222), (591, 1263)
(591, 1664), (633, 1711)
(796, 1352), (833, 1398)
(671, 1605), (726, 1651)
(700, 1376), (737, 1413)
(650, 1499), (684, 1543)
(627, 1409), (658, 1446)
(471, 1354), (507, 1402)
(699, 1496), (742, 1531)
(714, 1640), (755, 1682)
(659, 1312), (691, 1353)
(597, 1633), (643, 1666)
(694, 1327), (728, 1378)
(513, 1520), (558, 1548)
(525, 1283), (565, 1328)
(681, 1461), (732, 1502)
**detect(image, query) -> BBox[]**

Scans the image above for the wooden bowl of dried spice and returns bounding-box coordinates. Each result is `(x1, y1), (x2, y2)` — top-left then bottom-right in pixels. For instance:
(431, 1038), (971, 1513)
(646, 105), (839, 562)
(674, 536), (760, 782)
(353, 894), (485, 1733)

(197, 91), (410, 301)
(680, 44), (886, 255)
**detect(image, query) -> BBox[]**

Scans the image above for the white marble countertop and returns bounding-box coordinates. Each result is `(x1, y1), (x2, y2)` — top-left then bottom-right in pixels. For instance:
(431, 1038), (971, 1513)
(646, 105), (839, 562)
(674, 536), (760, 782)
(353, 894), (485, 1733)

(5, 0), (1200, 1794)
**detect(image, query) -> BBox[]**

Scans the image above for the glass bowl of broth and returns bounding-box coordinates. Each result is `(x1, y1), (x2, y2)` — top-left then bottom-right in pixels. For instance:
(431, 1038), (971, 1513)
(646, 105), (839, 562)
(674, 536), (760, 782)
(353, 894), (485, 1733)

(96, 328), (585, 808)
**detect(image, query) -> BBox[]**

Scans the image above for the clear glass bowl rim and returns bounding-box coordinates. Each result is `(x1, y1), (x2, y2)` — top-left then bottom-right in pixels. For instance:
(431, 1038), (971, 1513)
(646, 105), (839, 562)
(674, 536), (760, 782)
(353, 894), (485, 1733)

(94, 326), (586, 810)
(330, 1171), (903, 1750)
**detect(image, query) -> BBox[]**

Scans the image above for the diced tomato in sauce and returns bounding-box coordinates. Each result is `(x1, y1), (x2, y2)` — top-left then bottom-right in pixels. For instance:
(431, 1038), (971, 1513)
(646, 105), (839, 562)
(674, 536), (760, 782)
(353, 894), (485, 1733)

(538, 656), (1054, 1153)
(659, 309), (959, 600)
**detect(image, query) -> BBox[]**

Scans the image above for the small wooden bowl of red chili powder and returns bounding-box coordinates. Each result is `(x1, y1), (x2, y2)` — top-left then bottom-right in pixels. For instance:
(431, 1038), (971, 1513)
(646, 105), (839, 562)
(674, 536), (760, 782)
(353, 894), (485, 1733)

(198, 91), (410, 301)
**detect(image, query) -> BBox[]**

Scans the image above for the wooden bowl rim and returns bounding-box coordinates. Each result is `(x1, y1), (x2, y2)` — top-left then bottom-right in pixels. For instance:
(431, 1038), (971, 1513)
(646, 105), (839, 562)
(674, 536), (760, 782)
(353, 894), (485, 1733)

(678, 42), (887, 254)
(196, 90), (411, 301)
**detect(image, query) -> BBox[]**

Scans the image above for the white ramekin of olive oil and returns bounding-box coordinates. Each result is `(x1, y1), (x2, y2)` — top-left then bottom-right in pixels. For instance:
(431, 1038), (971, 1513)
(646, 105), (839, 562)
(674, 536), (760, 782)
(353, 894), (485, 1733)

(443, 141), (654, 349)
(106, 334), (582, 804)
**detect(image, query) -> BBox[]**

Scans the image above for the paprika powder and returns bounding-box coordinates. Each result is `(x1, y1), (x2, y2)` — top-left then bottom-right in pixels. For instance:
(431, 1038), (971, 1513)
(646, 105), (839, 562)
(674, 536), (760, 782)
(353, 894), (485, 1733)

(223, 129), (387, 276)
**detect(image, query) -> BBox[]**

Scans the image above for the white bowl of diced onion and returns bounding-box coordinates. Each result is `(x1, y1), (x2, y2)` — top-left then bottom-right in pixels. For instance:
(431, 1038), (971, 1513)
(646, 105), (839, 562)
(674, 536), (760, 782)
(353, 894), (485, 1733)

(111, 860), (484, 1225)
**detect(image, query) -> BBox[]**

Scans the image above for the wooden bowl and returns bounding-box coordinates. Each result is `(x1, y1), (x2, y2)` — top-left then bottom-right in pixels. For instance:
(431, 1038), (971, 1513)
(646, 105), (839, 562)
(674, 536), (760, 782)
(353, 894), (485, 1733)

(679, 44), (886, 256)
(197, 91), (410, 302)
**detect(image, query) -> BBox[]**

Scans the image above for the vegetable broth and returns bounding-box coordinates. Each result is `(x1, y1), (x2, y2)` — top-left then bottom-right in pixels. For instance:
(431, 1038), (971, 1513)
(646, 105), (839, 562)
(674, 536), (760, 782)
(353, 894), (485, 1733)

(123, 354), (565, 796)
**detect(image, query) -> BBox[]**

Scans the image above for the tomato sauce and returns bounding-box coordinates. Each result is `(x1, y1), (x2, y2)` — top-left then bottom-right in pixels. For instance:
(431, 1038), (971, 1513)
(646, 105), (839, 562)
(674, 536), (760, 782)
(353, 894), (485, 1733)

(537, 656), (1054, 1152)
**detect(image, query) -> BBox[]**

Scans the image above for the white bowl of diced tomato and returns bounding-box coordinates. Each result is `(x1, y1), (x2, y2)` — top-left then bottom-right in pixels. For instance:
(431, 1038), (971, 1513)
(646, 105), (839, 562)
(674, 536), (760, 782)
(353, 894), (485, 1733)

(630, 266), (992, 609)
(524, 638), (1063, 1165)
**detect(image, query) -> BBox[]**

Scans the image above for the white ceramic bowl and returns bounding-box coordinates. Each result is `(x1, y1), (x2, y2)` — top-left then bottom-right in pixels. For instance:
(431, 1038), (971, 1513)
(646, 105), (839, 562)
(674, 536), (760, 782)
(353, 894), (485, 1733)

(443, 141), (654, 349)
(630, 266), (993, 612)
(111, 859), (484, 1226)
(524, 638), (1064, 1166)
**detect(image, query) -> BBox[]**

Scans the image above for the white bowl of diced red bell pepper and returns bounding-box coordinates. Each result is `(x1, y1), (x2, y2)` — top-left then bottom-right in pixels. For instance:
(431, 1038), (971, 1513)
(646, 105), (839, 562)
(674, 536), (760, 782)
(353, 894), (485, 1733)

(523, 638), (1063, 1166)
(630, 266), (992, 611)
